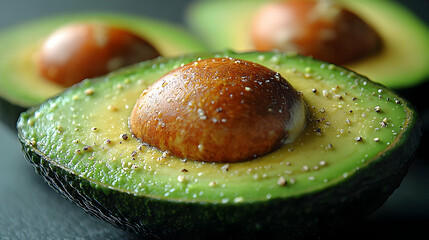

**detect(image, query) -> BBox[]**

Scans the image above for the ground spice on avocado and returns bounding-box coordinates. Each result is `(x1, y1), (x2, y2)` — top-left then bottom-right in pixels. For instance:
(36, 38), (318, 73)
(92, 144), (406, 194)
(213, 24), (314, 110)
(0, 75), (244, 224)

(84, 88), (94, 95)
(120, 134), (128, 140)
(277, 176), (287, 186)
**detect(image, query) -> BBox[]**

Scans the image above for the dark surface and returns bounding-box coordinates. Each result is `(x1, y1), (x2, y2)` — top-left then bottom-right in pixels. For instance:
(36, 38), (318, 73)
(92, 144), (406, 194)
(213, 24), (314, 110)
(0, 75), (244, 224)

(0, 0), (428, 239)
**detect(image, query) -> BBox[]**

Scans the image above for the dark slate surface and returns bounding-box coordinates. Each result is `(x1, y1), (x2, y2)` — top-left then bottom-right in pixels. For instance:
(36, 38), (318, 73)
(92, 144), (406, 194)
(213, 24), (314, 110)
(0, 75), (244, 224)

(0, 0), (428, 239)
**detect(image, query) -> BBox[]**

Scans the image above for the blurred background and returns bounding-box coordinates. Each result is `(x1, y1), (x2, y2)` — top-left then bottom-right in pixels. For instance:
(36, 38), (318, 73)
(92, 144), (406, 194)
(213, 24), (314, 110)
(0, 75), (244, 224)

(0, 0), (428, 239)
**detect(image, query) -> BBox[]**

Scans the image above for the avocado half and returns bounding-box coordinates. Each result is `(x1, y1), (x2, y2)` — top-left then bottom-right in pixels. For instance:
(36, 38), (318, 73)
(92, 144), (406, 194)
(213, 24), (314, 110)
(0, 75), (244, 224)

(186, 0), (429, 89)
(17, 51), (420, 239)
(0, 12), (207, 129)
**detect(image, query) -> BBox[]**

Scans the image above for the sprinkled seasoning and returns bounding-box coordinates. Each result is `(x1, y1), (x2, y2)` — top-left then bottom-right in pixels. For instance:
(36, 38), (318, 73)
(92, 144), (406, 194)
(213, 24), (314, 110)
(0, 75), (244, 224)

(162, 151), (171, 158)
(322, 89), (329, 97)
(131, 150), (138, 157)
(312, 88), (317, 93)
(373, 137), (380, 142)
(177, 175), (186, 183)
(395, 99), (400, 104)
(181, 169), (188, 173)
(374, 106), (381, 112)
(209, 181), (217, 187)
(355, 136), (363, 142)
(75, 149), (82, 154)
(120, 134), (128, 140)
(84, 88), (94, 95)
(91, 127), (98, 132)
(319, 160), (327, 166)
(277, 176), (287, 186)
(380, 118), (388, 127)
(221, 164), (230, 172)
(108, 105), (118, 112)
(72, 139), (79, 144)
(83, 145), (92, 151)
(105, 139), (112, 144)
(315, 128), (322, 136)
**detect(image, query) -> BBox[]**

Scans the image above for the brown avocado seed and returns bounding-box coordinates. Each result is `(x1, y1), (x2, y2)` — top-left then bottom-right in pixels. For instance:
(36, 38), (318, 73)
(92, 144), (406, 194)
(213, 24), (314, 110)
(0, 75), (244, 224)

(251, 0), (382, 65)
(130, 57), (307, 163)
(38, 23), (160, 87)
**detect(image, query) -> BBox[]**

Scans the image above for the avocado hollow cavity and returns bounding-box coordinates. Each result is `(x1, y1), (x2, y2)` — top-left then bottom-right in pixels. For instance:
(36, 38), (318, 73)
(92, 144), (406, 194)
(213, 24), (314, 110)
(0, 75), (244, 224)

(130, 57), (307, 162)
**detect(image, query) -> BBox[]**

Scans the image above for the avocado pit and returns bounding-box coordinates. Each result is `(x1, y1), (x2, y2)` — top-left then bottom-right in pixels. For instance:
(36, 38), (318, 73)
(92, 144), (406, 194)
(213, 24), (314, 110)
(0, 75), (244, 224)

(38, 23), (160, 87)
(130, 57), (307, 162)
(251, 0), (382, 64)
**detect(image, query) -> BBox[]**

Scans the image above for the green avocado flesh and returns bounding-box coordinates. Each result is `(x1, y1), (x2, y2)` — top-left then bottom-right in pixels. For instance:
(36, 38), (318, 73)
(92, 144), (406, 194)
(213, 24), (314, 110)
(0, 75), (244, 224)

(187, 0), (429, 89)
(18, 51), (420, 239)
(0, 12), (207, 120)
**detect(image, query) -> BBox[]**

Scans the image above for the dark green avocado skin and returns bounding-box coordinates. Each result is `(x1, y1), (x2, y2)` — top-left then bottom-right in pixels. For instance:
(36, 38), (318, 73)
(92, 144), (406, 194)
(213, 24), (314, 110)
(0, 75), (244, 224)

(18, 107), (421, 240)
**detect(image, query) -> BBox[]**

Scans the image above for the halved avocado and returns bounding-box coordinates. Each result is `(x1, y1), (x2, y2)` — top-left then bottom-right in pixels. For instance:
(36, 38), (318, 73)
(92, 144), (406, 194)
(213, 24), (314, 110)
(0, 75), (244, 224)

(186, 0), (429, 89)
(0, 12), (207, 129)
(17, 51), (420, 239)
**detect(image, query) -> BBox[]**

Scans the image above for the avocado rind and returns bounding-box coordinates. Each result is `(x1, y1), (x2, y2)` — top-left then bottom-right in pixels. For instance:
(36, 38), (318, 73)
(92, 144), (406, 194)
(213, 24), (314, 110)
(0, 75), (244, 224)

(17, 51), (421, 239)
(0, 12), (207, 129)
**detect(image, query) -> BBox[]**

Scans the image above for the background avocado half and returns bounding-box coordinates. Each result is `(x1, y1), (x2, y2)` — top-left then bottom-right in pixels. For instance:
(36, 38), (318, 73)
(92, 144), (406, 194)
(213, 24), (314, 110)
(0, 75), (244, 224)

(17, 51), (421, 239)
(0, 12), (207, 129)
(186, 0), (429, 90)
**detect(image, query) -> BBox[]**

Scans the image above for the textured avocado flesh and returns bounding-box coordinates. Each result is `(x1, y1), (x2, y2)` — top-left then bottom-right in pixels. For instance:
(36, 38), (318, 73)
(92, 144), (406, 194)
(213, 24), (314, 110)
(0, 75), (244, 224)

(186, 0), (429, 89)
(17, 51), (420, 239)
(0, 12), (207, 128)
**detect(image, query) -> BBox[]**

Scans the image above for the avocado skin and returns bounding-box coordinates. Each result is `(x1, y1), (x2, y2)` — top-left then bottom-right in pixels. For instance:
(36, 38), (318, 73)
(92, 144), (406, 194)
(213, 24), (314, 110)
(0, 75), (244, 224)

(18, 105), (421, 240)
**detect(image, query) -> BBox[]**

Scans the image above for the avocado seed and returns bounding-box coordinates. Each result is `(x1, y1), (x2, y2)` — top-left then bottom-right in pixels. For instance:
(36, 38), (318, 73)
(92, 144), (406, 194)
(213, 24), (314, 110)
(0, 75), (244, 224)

(251, 0), (382, 64)
(38, 23), (160, 87)
(130, 57), (306, 162)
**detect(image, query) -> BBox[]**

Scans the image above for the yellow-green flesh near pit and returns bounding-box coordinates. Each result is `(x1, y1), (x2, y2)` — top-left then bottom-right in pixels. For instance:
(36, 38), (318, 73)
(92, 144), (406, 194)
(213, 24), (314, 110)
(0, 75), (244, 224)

(18, 51), (415, 203)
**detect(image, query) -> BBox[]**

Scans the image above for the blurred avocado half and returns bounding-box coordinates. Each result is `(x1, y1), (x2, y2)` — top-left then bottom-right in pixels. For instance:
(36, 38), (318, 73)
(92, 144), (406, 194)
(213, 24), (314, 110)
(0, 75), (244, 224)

(187, 0), (429, 90)
(0, 12), (207, 129)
